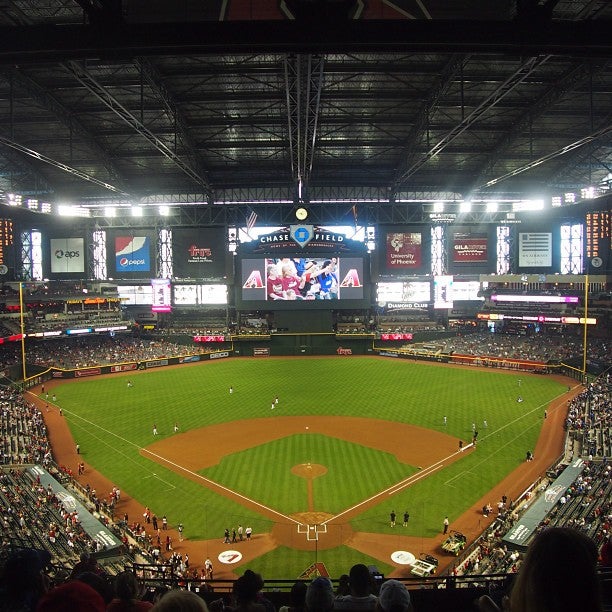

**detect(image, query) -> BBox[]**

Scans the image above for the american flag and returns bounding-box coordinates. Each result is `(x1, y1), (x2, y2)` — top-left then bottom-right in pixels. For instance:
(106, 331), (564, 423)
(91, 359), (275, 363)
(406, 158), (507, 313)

(246, 210), (257, 233)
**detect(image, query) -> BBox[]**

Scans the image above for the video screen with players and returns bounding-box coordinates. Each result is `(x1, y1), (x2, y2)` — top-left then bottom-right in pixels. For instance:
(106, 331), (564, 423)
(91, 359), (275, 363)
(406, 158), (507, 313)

(237, 255), (367, 309)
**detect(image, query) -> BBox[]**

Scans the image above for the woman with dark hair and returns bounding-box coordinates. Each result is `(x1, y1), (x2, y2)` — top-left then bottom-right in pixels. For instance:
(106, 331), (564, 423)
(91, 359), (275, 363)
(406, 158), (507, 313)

(509, 527), (603, 612)
(229, 571), (273, 612)
(107, 570), (153, 611)
(477, 527), (603, 612)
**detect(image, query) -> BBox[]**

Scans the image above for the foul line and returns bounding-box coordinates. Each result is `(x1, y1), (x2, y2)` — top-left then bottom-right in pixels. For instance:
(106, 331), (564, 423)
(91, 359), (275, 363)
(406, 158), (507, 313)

(142, 473), (176, 491)
(327, 448), (465, 525)
(142, 448), (299, 525)
(64, 410), (299, 525)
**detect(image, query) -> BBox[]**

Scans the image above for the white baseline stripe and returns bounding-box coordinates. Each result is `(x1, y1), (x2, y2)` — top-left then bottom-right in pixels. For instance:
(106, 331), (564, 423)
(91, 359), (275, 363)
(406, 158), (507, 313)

(64, 410), (299, 524)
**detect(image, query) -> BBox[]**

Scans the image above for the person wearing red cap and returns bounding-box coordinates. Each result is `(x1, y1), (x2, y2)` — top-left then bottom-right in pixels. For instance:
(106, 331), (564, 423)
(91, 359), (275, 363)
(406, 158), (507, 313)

(36, 580), (105, 612)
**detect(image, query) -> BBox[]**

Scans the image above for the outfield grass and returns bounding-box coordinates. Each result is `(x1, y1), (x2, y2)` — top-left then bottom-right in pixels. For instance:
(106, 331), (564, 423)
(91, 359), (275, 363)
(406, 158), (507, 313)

(52, 357), (566, 578)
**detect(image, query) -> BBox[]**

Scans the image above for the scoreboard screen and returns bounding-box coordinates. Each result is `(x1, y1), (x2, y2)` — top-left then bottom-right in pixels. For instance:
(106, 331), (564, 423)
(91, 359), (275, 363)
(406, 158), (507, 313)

(0, 220), (13, 247)
(237, 254), (369, 309)
(0, 219), (13, 268)
(586, 211), (610, 264)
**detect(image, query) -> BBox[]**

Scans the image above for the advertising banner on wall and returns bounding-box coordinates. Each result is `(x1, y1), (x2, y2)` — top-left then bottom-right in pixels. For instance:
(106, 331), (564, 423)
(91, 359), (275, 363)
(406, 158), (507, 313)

(172, 228), (226, 279)
(518, 233), (552, 267)
(452, 233), (488, 263)
(50, 238), (85, 274)
(385, 232), (422, 269)
(113, 234), (152, 275)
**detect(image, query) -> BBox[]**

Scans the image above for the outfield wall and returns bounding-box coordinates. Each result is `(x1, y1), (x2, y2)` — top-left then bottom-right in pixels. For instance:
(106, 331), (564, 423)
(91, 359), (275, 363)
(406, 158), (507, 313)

(235, 333), (372, 356)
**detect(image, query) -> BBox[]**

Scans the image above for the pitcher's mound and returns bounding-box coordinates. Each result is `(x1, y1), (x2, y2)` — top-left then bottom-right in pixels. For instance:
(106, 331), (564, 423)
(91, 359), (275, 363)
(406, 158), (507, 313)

(292, 463), (327, 478)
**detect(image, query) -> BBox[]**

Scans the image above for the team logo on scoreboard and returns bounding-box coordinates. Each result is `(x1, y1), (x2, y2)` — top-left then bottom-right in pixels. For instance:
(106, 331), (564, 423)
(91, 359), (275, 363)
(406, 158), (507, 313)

(290, 225), (314, 249)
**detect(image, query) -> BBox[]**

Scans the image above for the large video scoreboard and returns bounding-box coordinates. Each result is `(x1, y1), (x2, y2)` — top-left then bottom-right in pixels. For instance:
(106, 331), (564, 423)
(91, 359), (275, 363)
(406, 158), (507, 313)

(235, 226), (370, 310)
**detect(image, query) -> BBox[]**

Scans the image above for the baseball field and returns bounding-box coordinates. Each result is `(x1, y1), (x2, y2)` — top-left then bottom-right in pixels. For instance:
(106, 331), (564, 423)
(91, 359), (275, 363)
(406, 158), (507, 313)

(43, 356), (569, 579)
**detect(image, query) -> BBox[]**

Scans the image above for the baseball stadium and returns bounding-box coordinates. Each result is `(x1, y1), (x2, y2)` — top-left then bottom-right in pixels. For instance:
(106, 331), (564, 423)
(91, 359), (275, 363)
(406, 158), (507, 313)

(0, 3), (611, 611)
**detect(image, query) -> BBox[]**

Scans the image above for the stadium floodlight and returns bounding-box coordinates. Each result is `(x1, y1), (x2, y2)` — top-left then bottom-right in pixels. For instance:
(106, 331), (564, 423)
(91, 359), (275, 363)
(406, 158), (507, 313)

(57, 205), (90, 217)
(131, 206), (143, 217)
(104, 207), (116, 218)
(159, 205), (171, 216)
(580, 186), (596, 200)
(485, 201), (498, 212)
(551, 196), (562, 207)
(459, 201), (472, 213)
(512, 199), (544, 212)
(433, 201), (444, 212)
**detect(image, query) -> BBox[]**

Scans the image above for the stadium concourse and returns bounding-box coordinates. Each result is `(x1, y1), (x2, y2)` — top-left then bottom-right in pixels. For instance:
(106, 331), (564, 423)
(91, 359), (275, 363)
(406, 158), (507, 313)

(34, 360), (573, 580)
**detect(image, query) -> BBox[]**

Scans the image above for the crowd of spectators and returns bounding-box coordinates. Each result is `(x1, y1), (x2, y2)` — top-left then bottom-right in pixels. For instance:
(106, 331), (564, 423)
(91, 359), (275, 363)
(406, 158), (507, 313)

(0, 326), (609, 610)
(0, 335), (220, 371)
(564, 378), (611, 459)
(0, 388), (51, 465)
(537, 461), (611, 546)
(1, 541), (608, 611)
(406, 331), (610, 366)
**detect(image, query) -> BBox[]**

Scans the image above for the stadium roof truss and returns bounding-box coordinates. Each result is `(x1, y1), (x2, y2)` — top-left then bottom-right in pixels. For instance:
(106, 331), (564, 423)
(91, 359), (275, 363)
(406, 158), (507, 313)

(0, 0), (611, 227)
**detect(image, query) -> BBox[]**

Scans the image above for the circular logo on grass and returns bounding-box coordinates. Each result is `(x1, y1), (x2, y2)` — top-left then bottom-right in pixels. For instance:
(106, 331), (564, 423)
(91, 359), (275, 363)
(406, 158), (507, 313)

(218, 550), (243, 564)
(391, 550), (416, 565)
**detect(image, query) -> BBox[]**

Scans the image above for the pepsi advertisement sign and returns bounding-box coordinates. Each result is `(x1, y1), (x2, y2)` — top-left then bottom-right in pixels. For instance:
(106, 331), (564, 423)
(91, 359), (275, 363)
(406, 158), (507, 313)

(115, 236), (151, 273)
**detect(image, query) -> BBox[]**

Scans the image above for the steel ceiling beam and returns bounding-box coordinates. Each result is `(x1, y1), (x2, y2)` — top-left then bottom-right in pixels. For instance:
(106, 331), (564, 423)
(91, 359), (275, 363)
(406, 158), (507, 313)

(0, 20), (612, 63)
(547, 122), (612, 185)
(479, 117), (612, 188)
(72, 0), (123, 25)
(0, 134), (129, 194)
(284, 54), (325, 200)
(136, 57), (210, 191)
(392, 55), (466, 193)
(0, 67), (127, 189)
(469, 60), (610, 191)
(395, 55), (551, 187)
(284, 55), (300, 189)
(64, 60), (213, 199)
(0, 147), (53, 196)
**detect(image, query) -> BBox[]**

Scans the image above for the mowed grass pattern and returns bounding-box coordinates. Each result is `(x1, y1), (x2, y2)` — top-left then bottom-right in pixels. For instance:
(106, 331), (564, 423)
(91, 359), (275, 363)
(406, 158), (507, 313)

(51, 356), (566, 577)
(203, 434), (417, 515)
